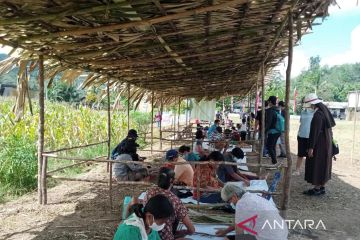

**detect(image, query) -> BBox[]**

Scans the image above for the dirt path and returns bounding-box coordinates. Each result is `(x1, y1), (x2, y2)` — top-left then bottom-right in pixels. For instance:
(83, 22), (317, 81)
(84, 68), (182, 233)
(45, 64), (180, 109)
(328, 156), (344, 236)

(1, 121), (360, 240)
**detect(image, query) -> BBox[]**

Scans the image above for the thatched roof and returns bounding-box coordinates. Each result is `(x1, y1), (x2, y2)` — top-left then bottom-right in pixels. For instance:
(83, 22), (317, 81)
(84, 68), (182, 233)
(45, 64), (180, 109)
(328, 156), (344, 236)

(0, 0), (334, 104)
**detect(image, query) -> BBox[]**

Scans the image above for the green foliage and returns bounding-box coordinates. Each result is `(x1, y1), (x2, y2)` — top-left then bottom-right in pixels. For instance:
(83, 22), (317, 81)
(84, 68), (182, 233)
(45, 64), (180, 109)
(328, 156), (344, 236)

(0, 135), (37, 198)
(292, 56), (360, 102)
(0, 97), (151, 202)
(265, 71), (285, 101)
(47, 81), (85, 103)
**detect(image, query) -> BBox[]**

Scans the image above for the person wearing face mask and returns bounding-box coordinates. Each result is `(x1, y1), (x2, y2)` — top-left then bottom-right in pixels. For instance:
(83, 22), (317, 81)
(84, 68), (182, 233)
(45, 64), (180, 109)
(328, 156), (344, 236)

(113, 194), (174, 240)
(144, 168), (195, 240)
(215, 183), (288, 240)
(292, 98), (314, 176)
(303, 93), (335, 196)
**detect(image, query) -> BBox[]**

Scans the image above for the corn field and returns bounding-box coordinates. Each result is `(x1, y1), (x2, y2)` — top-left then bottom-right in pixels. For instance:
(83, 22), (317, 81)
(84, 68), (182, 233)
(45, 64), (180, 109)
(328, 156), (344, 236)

(0, 97), (151, 202)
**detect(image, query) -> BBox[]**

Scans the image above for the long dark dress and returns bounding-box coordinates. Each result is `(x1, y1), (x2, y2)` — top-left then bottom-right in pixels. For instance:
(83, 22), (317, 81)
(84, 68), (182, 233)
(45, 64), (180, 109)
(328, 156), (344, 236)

(305, 109), (333, 185)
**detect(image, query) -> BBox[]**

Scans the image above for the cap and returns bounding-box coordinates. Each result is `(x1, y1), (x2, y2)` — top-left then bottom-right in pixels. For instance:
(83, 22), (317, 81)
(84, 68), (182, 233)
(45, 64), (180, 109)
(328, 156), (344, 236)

(165, 149), (179, 160)
(304, 93), (322, 105)
(128, 129), (138, 138)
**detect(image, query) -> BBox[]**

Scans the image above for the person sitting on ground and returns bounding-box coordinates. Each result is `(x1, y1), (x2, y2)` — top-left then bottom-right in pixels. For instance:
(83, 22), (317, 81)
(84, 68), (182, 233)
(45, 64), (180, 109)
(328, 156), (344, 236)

(217, 148), (265, 185)
(166, 149), (194, 186)
(215, 183), (288, 240)
(114, 194), (174, 240)
(207, 119), (221, 137)
(144, 168), (195, 240)
(112, 129), (140, 160)
(224, 128), (232, 140)
(113, 140), (148, 182)
(179, 145), (200, 162)
(217, 149), (250, 186)
(193, 151), (224, 203)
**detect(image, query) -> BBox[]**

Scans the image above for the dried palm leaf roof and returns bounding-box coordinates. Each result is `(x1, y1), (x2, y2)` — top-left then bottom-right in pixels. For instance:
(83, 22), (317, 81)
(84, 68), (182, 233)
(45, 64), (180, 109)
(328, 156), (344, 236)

(0, 0), (334, 103)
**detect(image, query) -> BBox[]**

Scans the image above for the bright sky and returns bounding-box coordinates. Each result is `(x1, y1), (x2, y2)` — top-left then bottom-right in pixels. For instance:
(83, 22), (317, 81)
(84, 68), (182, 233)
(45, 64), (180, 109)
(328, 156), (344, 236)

(278, 0), (360, 77)
(1, 0), (360, 78)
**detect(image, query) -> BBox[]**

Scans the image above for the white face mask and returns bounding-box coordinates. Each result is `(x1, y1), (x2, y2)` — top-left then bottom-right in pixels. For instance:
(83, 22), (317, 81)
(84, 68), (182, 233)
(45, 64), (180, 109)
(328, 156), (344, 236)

(230, 202), (236, 210)
(149, 216), (165, 231)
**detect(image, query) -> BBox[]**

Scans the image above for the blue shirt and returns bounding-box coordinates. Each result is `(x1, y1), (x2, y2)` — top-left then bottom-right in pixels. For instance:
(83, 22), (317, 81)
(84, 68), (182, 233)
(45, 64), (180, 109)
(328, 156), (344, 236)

(298, 110), (314, 138)
(207, 124), (217, 136)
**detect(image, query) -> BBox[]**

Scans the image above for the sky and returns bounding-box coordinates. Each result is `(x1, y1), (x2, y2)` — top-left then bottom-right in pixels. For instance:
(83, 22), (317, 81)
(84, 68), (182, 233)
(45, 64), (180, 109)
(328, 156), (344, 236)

(277, 0), (360, 77)
(1, 0), (360, 78)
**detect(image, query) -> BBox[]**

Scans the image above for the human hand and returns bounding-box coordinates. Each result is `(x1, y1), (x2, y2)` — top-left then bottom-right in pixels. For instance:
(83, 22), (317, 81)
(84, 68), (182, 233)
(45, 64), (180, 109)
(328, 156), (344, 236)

(244, 180), (250, 187)
(308, 148), (314, 158)
(215, 228), (228, 237)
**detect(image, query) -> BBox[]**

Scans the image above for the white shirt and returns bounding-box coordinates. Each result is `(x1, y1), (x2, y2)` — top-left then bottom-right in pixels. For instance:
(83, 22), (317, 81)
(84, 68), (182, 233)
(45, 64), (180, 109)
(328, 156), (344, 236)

(235, 193), (288, 240)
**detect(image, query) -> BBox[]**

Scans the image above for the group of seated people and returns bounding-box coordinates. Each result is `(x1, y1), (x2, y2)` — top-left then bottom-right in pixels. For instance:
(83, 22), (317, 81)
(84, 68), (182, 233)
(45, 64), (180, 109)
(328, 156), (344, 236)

(114, 169), (287, 240)
(112, 127), (285, 240)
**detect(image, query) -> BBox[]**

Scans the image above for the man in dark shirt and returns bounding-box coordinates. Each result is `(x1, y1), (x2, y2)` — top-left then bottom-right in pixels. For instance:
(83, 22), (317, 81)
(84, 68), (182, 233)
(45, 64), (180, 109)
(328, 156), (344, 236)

(255, 100), (269, 156)
(265, 96), (281, 164)
(112, 129), (139, 160)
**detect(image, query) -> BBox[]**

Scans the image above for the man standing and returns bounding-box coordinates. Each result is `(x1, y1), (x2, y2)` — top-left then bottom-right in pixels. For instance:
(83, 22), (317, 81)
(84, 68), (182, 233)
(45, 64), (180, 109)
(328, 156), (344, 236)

(265, 96), (281, 164)
(255, 100), (269, 157)
(277, 101), (286, 158)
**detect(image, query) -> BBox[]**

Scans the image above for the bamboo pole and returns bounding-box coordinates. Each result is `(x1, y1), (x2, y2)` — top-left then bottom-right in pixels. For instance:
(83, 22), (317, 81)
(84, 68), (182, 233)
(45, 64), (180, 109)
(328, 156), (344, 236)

(151, 91), (154, 154)
(107, 80), (113, 210)
(186, 99), (189, 126)
(160, 95), (163, 150)
(280, 11), (294, 218)
(351, 91), (359, 165)
(37, 54), (45, 205)
(177, 97), (181, 134)
(259, 64), (266, 175)
(43, 141), (107, 154)
(41, 157), (48, 204)
(42, 153), (283, 168)
(127, 83), (130, 132)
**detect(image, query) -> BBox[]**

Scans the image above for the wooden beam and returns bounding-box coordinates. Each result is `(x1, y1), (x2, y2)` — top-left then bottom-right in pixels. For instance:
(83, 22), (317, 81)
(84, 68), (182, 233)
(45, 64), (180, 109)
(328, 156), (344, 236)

(37, 54), (45, 204)
(280, 11), (294, 218)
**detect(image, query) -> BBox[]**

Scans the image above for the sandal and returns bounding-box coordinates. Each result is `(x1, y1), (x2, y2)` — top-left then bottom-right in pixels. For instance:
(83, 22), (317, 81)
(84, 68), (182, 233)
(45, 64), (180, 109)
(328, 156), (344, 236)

(303, 188), (322, 196)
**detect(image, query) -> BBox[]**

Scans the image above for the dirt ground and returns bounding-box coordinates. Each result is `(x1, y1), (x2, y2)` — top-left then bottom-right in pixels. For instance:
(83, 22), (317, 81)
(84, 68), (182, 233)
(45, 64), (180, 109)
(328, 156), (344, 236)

(1, 120), (360, 240)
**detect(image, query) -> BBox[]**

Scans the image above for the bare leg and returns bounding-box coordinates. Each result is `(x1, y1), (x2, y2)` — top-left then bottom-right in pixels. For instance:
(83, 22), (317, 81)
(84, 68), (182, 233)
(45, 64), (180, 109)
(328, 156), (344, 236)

(293, 156), (304, 175)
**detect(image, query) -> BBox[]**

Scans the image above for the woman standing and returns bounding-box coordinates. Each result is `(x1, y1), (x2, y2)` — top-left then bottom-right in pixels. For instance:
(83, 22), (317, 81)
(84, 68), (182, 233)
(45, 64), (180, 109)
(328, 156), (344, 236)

(303, 93), (335, 196)
(292, 99), (314, 176)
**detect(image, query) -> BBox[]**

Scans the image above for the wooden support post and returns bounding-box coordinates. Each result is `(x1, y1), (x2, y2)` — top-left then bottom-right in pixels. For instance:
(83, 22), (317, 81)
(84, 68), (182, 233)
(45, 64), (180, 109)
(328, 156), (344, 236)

(160, 96), (163, 150)
(107, 81), (113, 210)
(351, 90), (359, 165)
(127, 83), (130, 132)
(280, 11), (294, 218)
(185, 99), (189, 126)
(259, 64), (266, 175)
(41, 157), (48, 204)
(37, 54), (45, 205)
(177, 97), (181, 133)
(151, 92), (154, 154)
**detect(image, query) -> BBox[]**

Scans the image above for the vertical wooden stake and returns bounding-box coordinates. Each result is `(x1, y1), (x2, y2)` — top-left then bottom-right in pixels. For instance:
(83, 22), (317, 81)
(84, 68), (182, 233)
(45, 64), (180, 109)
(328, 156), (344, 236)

(151, 92), (154, 154)
(280, 12), (294, 218)
(37, 54), (45, 205)
(107, 81), (113, 210)
(160, 95), (163, 150)
(259, 64), (266, 175)
(127, 83), (130, 132)
(177, 97), (181, 134)
(41, 157), (48, 204)
(186, 99), (189, 127)
(351, 90), (359, 165)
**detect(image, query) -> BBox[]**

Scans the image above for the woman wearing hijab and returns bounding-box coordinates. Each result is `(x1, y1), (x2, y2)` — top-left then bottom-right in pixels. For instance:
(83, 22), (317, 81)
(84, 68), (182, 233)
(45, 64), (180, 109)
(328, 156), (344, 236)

(303, 93), (336, 196)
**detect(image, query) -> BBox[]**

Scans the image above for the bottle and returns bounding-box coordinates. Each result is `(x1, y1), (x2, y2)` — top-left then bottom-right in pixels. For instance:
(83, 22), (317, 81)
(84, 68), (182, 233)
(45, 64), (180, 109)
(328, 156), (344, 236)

(122, 196), (132, 220)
